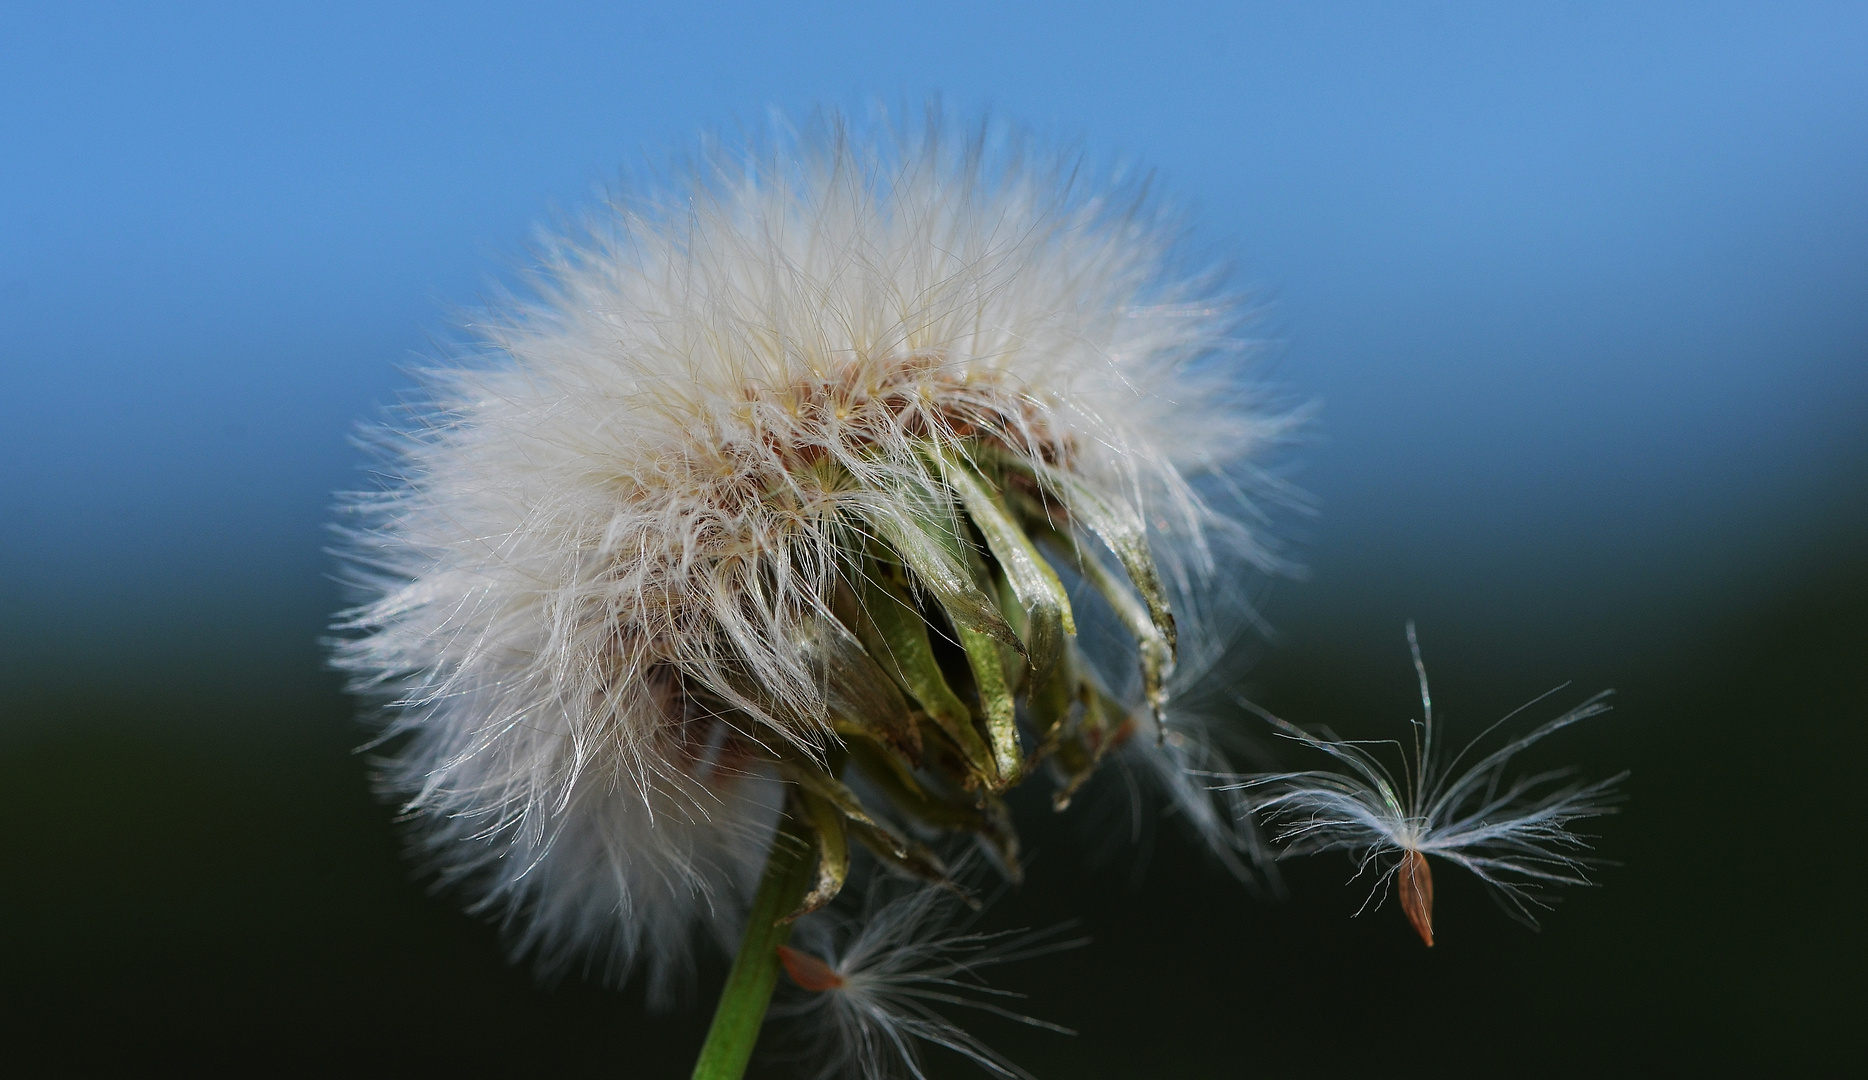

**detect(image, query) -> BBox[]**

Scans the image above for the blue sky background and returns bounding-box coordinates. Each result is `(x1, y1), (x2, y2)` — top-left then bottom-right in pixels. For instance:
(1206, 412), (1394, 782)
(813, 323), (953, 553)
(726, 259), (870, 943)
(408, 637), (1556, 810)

(4, 1), (1865, 693)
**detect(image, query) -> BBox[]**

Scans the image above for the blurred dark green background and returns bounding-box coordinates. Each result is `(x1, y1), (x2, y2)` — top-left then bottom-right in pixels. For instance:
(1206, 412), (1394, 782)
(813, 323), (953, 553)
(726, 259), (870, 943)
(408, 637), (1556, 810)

(5, 3), (1865, 1076)
(7, 490), (1863, 1075)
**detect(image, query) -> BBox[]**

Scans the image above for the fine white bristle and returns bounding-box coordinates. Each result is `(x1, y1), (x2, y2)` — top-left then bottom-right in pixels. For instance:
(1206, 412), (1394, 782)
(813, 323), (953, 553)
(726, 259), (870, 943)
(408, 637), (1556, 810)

(1218, 624), (1625, 939)
(774, 877), (1084, 1080)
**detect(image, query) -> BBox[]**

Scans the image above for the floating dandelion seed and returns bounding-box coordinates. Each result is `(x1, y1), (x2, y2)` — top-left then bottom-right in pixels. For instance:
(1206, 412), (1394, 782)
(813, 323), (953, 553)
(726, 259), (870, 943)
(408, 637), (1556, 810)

(329, 107), (1291, 1077)
(772, 878), (1083, 1080)
(1221, 624), (1625, 945)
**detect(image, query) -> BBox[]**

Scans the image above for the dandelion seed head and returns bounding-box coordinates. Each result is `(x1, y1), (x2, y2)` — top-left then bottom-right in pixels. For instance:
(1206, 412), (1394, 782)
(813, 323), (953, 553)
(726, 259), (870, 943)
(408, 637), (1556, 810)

(328, 108), (1288, 991)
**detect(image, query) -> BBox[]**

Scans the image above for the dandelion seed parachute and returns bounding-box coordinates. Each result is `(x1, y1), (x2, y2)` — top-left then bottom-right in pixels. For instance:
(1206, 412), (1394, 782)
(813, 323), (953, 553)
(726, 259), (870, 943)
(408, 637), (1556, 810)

(328, 108), (1287, 1000)
(1224, 624), (1626, 944)
(772, 877), (1083, 1080)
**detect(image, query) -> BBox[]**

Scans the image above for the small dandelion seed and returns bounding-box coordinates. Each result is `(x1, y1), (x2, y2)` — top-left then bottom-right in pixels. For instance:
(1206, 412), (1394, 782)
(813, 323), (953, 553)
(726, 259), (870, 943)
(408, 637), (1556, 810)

(772, 877), (1084, 1080)
(1216, 623), (1626, 944)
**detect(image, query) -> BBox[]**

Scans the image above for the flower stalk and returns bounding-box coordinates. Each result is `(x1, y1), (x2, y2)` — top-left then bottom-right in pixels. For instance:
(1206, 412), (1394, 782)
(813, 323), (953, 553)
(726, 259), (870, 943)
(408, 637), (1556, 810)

(690, 814), (819, 1080)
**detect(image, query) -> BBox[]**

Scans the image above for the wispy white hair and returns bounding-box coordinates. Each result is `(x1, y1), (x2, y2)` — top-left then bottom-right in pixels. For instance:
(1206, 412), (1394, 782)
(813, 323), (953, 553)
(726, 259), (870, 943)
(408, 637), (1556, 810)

(774, 876), (1082, 1080)
(1224, 625), (1624, 935)
(329, 107), (1287, 995)
(1053, 531), (1284, 885)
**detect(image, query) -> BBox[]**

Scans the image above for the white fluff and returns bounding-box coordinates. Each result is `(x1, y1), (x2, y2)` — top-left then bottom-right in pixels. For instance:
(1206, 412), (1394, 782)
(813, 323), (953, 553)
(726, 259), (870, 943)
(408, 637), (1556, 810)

(1223, 624), (1625, 932)
(774, 877), (1082, 1080)
(329, 110), (1284, 996)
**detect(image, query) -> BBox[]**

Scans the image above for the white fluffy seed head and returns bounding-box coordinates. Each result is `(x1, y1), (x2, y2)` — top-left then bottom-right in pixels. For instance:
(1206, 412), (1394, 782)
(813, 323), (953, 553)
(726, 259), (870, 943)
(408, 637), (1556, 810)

(329, 109), (1286, 993)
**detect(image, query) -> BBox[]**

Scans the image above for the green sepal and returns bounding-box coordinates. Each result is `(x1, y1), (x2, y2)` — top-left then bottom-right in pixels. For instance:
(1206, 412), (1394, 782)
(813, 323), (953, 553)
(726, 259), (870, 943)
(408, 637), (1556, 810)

(852, 484), (1023, 656)
(780, 761), (972, 904)
(844, 735), (1023, 883)
(852, 567), (998, 785)
(1023, 632), (1077, 746)
(937, 454), (1076, 688)
(970, 446), (1179, 733)
(956, 621), (1022, 786)
(884, 470), (1025, 787)
(1035, 464), (1178, 663)
(1056, 529), (1175, 733)
(797, 614), (922, 764)
(1049, 684), (1139, 811)
(785, 787), (851, 921)
(971, 793), (1023, 884)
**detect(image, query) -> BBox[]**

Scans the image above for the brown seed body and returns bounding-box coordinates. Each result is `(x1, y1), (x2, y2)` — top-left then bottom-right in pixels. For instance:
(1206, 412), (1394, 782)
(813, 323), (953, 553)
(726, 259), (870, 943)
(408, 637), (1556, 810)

(777, 945), (848, 992)
(1398, 850), (1435, 947)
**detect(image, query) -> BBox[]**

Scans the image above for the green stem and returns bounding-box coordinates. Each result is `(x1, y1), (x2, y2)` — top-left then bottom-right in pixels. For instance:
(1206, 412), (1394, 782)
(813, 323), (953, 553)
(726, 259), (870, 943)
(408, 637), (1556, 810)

(689, 809), (818, 1080)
